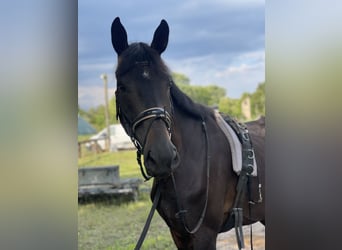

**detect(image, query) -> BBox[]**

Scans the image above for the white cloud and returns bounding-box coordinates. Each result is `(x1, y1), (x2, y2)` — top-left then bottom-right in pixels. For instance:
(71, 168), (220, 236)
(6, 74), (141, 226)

(215, 62), (264, 77)
(166, 50), (264, 98)
(79, 62), (115, 73)
(180, 0), (263, 10)
(216, 64), (250, 76)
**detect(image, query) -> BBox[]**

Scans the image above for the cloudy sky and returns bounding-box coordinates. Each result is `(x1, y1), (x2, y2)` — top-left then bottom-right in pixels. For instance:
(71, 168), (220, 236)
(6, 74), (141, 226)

(78, 0), (264, 110)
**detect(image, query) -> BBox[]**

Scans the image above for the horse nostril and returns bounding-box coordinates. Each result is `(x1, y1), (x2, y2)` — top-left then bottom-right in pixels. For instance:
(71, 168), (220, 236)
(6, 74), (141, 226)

(171, 145), (180, 167)
(172, 147), (177, 159)
(147, 150), (157, 164)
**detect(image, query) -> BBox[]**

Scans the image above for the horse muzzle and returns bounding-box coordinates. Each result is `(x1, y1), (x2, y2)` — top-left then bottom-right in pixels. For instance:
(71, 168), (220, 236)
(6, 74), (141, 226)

(143, 139), (180, 178)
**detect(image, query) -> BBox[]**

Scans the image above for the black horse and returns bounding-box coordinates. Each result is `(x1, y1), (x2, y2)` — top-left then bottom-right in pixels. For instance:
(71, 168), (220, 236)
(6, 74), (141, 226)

(111, 17), (265, 250)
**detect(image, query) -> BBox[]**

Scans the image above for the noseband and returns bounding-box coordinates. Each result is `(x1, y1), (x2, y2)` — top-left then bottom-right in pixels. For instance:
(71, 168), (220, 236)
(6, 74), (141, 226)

(121, 106), (172, 181)
(131, 107), (172, 152)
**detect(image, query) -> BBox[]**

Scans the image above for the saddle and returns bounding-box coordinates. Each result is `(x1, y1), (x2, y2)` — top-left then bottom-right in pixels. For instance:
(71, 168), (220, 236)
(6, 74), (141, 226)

(214, 111), (257, 176)
(215, 111), (263, 249)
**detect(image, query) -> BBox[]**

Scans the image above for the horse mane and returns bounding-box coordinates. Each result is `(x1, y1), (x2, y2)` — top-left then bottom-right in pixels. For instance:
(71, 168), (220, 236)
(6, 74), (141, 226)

(170, 83), (214, 121)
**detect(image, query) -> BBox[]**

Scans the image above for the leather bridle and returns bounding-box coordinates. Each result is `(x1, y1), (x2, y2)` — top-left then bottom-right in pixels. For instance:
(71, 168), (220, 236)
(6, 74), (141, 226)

(116, 99), (173, 181)
(131, 107), (172, 153)
(131, 107), (173, 181)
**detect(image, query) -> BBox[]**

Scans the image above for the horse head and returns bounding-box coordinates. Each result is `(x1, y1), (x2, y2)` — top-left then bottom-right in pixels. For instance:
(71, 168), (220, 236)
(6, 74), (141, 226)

(111, 17), (180, 179)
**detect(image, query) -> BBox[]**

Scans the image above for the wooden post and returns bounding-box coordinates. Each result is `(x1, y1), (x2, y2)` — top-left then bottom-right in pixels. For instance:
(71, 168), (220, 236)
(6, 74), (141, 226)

(78, 142), (82, 158)
(101, 74), (111, 152)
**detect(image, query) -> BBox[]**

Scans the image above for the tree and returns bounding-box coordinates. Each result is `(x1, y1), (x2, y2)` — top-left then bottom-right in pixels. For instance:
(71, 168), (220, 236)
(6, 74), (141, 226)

(218, 97), (243, 119)
(108, 96), (119, 125)
(83, 95), (119, 131)
(172, 72), (190, 85)
(219, 82), (265, 121)
(78, 105), (88, 118)
(250, 82), (265, 118)
(177, 83), (226, 106)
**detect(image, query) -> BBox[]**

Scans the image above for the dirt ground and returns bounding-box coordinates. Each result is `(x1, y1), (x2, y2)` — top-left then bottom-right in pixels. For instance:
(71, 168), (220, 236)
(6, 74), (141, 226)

(216, 222), (265, 250)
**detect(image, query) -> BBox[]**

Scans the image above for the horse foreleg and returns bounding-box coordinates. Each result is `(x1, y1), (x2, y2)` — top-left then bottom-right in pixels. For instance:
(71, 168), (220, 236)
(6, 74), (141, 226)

(170, 227), (218, 250)
(192, 228), (217, 250)
(170, 229), (194, 250)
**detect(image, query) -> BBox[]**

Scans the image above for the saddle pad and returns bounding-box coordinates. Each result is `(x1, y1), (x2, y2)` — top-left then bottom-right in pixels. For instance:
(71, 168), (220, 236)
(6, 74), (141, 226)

(214, 111), (257, 176)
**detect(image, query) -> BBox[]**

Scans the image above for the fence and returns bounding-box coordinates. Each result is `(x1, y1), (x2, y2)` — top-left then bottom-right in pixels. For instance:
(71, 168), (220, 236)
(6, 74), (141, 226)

(78, 138), (107, 158)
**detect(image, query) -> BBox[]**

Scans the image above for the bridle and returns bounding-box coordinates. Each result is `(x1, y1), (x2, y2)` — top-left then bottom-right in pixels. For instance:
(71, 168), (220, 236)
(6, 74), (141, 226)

(131, 107), (172, 153)
(130, 107), (172, 181)
(116, 75), (173, 181)
(117, 105), (172, 181)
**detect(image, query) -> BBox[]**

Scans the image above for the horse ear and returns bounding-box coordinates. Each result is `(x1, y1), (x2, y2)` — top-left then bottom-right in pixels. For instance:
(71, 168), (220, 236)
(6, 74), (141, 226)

(111, 17), (129, 55)
(151, 20), (169, 54)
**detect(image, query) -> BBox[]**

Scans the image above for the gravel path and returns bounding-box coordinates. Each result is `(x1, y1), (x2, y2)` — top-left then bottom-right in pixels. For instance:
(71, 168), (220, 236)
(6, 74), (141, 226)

(216, 222), (265, 250)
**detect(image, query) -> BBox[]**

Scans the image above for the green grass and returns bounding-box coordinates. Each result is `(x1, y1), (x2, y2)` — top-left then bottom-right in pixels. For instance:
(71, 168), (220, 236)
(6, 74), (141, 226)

(78, 150), (175, 249)
(78, 135), (92, 142)
(78, 150), (141, 179)
(78, 194), (175, 250)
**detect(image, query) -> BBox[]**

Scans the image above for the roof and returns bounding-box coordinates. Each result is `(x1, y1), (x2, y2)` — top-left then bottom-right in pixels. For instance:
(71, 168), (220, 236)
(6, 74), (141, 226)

(78, 115), (97, 135)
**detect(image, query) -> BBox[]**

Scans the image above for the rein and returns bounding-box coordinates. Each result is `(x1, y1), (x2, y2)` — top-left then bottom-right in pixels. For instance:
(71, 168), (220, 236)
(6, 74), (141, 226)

(134, 183), (161, 250)
(171, 119), (210, 234)
(131, 108), (210, 248)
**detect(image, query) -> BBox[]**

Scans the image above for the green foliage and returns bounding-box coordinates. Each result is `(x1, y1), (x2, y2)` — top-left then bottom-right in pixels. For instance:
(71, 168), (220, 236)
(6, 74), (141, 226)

(218, 97), (243, 119)
(218, 82), (265, 121)
(78, 104), (89, 118)
(81, 96), (119, 131)
(78, 135), (91, 142)
(172, 72), (226, 106)
(88, 106), (106, 130)
(178, 83), (226, 106)
(171, 72), (190, 85)
(250, 82), (265, 117)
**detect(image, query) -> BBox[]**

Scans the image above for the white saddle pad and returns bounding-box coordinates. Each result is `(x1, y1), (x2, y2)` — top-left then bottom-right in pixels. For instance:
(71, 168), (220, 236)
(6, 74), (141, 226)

(214, 111), (257, 176)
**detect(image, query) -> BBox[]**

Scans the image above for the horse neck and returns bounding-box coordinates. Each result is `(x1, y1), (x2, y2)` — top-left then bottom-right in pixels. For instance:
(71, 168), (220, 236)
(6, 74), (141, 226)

(170, 102), (236, 187)
(171, 104), (206, 152)
(170, 104), (212, 183)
